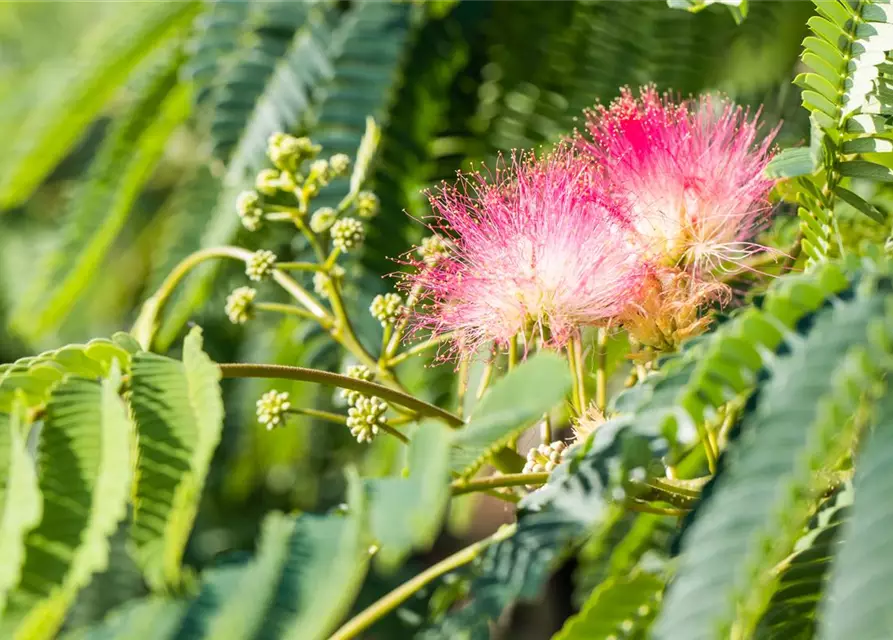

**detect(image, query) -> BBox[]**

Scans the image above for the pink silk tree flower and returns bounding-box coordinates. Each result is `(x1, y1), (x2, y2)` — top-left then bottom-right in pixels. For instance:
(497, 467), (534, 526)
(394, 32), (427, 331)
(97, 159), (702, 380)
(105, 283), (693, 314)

(579, 86), (777, 275)
(405, 146), (646, 358)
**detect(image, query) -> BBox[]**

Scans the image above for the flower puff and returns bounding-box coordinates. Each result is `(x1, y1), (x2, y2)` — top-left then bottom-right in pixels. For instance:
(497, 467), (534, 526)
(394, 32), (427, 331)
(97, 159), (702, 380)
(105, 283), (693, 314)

(579, 86), (777, 274)
(405, 146), (645, 357)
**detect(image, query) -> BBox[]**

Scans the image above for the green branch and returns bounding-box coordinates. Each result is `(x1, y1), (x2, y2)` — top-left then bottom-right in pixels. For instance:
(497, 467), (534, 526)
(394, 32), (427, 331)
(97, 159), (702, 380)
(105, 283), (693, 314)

(219, 363), (464, 428)
(451, 472), (549, 496)
(329, 524), (517, 640)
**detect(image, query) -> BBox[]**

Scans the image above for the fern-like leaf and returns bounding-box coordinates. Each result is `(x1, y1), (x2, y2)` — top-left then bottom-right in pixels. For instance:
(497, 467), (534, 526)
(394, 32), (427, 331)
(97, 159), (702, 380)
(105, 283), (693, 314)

(654, 270), (893, 639)
(2, 371), (132, 639)
(128, 326), (224, 591)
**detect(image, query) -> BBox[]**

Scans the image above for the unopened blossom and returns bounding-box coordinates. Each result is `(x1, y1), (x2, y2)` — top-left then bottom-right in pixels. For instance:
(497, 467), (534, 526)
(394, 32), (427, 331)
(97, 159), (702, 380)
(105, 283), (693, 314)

(236, 190), (264, 231)
(347, 396), (388, 443)
(406, 145), (644, 357)
(225, 287), (256, 324)
(417, 235), (449, 266)
(246, 249), (276, 281)
(341, 364), (374, 406)
(523, 441), (568, 476)
(329, 153), (351, 177)
(356, 191), (380, 219)
(310, 207), (337, 233)
(255, 169), (281, 196)
(256, 390), (291, 429)
(332, 218), (365, 253)
(370, 293), (404, 327)
(579, 86), (777, 274)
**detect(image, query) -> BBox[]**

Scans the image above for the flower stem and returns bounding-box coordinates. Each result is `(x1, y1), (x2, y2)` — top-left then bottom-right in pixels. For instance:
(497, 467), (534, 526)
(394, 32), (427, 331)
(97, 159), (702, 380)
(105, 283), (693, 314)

(595, 328), (608, 412)
(386, 332), (454, 367)
(566, 336), (586, 415)
(384, 282), (422, 360)
(219, 363), (464, 428)
(255, 302), (319, 322)
(274, 261), (327, 273)
(475, 360), (494, 401)
(541, 412), (552, 444)
(329, 524), (517, 640)
(132, 246), (254, 350)
(456, 356), (470, 419)
(508, 336), (518, 371)
(378, 423), (410, 445)
(287, 407), (348, 425)
(451, 472), (549, 496)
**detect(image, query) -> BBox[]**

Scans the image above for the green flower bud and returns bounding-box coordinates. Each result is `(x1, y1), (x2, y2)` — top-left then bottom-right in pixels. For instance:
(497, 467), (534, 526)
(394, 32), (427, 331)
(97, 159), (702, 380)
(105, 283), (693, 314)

(347, 395), (388, 443)
(310, 207), (337, 234)
(225, 286), (256, 324)
(331, 217), (365, 253)
(246, 249), (277, 281)
(340, 364), (374, 406)
(356, 191), (380, 219)
(418, 234), (449, 266)
(370, 293), (404, 327)
(255, 169), (281, 196)
(522, 441), (568, 478)
(267, 133), (319, 172)
(309, 159), (331, 187)
(256, 390), (291, 429)
(312, 265), (345, 300)
(236, 190), (264, 231)
(329, 153), (351, 177)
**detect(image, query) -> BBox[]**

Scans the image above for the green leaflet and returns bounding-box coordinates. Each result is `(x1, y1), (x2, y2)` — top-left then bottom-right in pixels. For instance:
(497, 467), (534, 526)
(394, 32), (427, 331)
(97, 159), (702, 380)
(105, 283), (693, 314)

(368, 420), (453, 573)
(64, 598), (188, 640)
(0, 2), (199, 210)
(820, 375), (893, 639)
(11, 51), (192, 341)
(553, 571), (665, 640)
(450, 351), (572, 478)
(0, 400), (41, 617)
(128, 327), (224, 591)
(3, 371), (133, 639)
(0, 336), (133, 413)
(755, 485), (851, 639)
(175, 472), (369, 640)
(654, 275), (892, 639)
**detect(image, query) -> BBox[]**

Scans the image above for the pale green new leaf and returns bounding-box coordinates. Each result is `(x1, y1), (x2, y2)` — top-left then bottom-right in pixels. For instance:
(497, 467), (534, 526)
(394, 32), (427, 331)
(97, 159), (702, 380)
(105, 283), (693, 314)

(3, 371), (132, 639)
(128, 327), (224, 591)
(552, 572), (665, 640)
(820, 379), (893, 639)
(0, 399), (41, 617)
(368, 421), (452, 572)
(450, 352), (572, 477)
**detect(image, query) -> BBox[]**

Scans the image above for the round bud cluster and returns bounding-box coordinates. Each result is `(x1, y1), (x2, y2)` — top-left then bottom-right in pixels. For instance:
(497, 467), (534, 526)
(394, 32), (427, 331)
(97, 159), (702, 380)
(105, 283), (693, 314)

(246, 249), (277, 282)
(331, 218), (365, 253)
(255, 169), (281, 196)
(236, 190), (264, 231)
(347, 395), (388, 443)
(522, 441), (568, 475)
(310, 207), (337, 234)
(267, 133), (319, 172)
(370, 293), (404, 327)
(417, 234), (450, 266)
(309, 159), (331, 187)
(225, 286), (256, 324)
(356, 191), (380, 219)
(256, 390), (291, 429)
(312, 265), (344, 300)
(340, 365), (375, 406)
(329, 153), (351, 177)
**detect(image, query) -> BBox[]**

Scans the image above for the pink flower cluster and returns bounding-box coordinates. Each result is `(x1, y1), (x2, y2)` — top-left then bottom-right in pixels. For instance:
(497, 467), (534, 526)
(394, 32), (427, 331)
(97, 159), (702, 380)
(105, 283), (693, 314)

(406, 86), (777, 357)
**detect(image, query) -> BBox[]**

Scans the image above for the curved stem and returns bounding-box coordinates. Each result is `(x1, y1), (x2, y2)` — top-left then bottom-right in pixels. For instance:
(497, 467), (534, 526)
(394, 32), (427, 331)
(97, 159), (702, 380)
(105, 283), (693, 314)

(329, 524), (517, 640)
(274, 261), (327, 273)
(287, 407), (348, 425)
(132, 246), (254, 350)
(270, 270), (332, 325)
(378, 423), (410, 445)
(219, 363), (464, 428)
(595, 328), (608, 412)
(451, 472), (549, 496)
(386, 332), (454, 367)
(255, 302), (319, 322)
